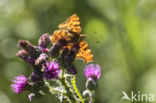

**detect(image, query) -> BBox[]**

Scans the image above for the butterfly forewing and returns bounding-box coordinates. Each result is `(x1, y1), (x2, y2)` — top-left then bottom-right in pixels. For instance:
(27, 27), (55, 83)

(58, 14), (81, 34)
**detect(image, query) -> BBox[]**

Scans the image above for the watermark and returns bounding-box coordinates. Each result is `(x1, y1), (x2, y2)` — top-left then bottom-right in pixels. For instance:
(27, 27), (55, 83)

(121, 91), (155, 102)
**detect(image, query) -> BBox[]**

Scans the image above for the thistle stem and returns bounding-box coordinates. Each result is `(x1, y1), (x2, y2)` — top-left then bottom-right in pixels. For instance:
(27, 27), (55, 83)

(61, 69), (77, 102)
(72, 76), (84, 103)
(44, 79), (64, 95)
(61, 76), (77, 102)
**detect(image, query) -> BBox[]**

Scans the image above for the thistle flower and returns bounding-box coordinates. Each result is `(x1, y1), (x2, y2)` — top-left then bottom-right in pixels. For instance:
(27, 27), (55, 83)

(43, 62), (60, 79)
(38, 33), (50, 49)
(84, 64), (101, 81)
(10, 75), (28, 94)
(84, 64), (101, 90)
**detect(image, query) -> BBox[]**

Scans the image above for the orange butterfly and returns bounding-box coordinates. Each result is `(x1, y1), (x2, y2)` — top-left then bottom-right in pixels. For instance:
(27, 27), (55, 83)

(51, 14), (93, 63)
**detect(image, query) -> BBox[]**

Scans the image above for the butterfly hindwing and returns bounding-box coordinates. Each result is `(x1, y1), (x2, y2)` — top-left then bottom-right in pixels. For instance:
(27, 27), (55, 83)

(76, 41), (93, 63)
(59, 14), (81, 34)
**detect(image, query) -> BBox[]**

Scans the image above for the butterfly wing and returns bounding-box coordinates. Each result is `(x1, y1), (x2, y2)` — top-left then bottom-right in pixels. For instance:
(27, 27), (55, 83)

(76, 41), (94, 63)
(63, 42), (74, 50)
(51, 29), (75, 44)
(59, 14), (81, 34)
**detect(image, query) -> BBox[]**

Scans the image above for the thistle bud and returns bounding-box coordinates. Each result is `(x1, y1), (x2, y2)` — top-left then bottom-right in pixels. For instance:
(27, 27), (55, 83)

(29, 72), (42, 82)
(17, 50), (35, 65)
(35, 53), (48, 66)
(18, 40), (42, 58)
(38, 33), (50, 49)
(18, 40), (33, 51)
(17, 50), (29, 60)
(85, 77), (98, 90)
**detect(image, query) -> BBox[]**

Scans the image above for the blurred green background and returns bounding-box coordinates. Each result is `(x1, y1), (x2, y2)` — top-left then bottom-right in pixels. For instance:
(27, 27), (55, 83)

(0, 0), (156, 103)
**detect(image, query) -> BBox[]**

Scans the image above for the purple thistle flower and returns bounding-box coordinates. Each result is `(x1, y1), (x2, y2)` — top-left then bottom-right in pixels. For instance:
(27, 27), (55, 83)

(42, 48), (48, 53)
(10, 75), (28, 94)
(84, 64), (101, 80)
(43, 62), (60, 79)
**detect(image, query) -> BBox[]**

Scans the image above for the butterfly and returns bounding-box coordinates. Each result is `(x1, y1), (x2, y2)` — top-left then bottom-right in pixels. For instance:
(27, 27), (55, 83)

(51, 14), (93, 63)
